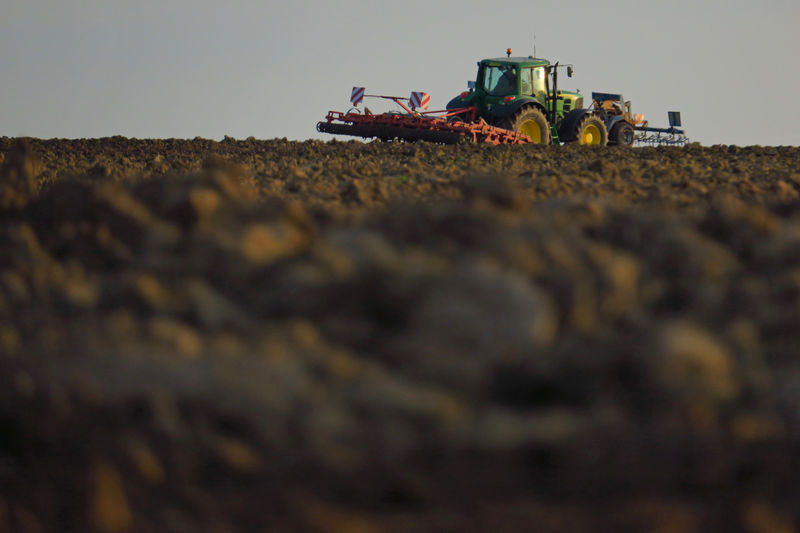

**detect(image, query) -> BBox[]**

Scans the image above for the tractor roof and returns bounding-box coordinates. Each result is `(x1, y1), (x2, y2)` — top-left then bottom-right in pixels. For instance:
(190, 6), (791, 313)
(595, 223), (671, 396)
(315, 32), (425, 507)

(481, 57), (551, 67)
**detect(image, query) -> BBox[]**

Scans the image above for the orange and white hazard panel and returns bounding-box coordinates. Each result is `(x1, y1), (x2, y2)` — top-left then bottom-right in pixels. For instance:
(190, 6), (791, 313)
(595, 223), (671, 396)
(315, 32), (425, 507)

(351, 87), (365, 106)
(409, 91), (430, 110)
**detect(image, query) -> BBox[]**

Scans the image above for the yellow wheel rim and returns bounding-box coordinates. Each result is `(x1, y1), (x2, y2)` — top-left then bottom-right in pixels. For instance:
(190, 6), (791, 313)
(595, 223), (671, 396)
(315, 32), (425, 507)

(581, 124), (602, 145)
(519, 120), (542, 144)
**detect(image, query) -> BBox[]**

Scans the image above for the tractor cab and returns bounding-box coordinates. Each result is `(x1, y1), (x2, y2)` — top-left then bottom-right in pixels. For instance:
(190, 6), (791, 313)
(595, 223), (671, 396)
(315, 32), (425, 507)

(455, 57), (553, 117)
(479, 60), (549, 100)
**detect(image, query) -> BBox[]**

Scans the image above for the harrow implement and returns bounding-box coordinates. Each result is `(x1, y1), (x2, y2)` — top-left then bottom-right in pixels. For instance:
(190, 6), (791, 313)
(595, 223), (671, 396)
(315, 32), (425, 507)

(317, 110), (534, 145)
(317, 87), (534, 145)
(634, 111), (689, 146)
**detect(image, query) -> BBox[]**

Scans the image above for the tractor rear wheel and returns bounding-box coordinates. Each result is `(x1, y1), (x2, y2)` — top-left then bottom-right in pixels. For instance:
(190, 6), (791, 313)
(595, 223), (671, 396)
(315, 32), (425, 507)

(609, 122), (635, 146)
(574, 114), (608, 146)
(501, 107), (551, 145)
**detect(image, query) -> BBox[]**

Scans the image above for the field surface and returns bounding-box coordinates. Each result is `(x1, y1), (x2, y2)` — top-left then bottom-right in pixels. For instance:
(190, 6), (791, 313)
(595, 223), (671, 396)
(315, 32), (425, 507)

(2, 137), (800, 532)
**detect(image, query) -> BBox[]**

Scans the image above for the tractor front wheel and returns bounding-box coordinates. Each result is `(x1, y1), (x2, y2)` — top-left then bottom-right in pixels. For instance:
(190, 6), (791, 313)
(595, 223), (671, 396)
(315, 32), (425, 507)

(501, 107), (551, 145)
(609, 122), (635, 146)
(574, 114), (608, 146)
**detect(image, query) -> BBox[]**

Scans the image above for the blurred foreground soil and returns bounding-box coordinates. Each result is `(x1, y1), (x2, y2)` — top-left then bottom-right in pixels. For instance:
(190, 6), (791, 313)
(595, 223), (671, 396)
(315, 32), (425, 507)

(2, 137), (800, 532)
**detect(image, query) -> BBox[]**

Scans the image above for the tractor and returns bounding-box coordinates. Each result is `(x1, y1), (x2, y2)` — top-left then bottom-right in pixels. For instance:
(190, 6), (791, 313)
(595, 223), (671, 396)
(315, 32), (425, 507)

(445, 50), (634, 146)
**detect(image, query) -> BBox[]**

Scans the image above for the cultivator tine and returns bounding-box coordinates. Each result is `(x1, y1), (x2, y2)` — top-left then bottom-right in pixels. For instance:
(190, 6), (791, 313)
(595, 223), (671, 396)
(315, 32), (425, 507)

(634, 131), (689, 146)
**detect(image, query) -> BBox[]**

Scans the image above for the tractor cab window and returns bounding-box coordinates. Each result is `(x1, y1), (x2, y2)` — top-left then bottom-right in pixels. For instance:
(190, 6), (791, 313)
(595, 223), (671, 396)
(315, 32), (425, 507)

(519, 67), (546, 96)
(482, 64), (517, 96)
(532, 67), (546, 95)
(520, 68), (533, 95)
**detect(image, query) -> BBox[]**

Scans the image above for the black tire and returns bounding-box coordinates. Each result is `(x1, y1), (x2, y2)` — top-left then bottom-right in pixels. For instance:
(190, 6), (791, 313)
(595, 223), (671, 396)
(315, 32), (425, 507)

(573, 114), (608, 146)
(499, 107), (551, 145)
(609, 122), (635, 146)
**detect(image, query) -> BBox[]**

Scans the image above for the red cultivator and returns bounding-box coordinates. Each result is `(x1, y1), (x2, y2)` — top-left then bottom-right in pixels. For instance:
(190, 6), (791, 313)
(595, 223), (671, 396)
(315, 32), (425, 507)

(317, 109), (535, 145)
(317, 88), (534, 145)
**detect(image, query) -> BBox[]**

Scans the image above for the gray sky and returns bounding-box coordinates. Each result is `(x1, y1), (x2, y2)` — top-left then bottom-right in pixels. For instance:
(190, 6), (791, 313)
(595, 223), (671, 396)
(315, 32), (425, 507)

(2, 0), (798, 145)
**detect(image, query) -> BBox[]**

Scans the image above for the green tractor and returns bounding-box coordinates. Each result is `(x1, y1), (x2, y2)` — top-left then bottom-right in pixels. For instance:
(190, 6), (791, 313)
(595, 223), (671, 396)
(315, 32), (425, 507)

(446, 49), (610, 146)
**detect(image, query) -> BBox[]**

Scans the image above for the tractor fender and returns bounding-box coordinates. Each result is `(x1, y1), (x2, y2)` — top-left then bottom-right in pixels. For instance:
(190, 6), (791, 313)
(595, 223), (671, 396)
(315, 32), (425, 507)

(446, 94), (471, 110)
(558, 108), (594, 141)
(604, 115), (628, 133)
(488, 97), (545, 119)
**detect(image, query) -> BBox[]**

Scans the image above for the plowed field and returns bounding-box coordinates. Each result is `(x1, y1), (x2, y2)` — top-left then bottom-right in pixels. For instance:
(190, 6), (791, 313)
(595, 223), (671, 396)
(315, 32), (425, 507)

(2, 137), (800, 532)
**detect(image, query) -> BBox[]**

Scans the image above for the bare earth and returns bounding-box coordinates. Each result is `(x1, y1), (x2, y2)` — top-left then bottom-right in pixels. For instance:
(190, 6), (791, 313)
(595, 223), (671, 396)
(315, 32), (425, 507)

(2, 137), (800, 532)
